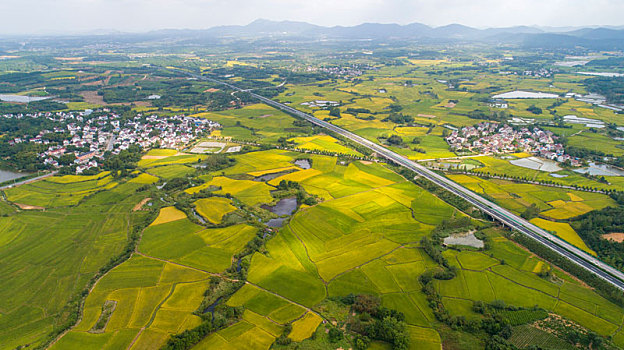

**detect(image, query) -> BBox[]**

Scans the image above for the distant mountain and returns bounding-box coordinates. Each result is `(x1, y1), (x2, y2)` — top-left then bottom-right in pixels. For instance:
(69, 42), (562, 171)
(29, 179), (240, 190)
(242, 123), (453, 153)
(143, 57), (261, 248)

(570, 27), (624, 40)
(4, 19), (624, 50)
(192, 20), (624, 49)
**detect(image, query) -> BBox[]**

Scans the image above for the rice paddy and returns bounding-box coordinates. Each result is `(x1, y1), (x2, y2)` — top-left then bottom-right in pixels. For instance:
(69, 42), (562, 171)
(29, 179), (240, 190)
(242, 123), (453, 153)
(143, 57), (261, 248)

(288, 134), (362, 156)
(0, 180), (147, 349)
(194, 197), (238, 224)
(446, 174), (613, 253)
(50, 256), (209, 350)
(149, 206), (187, 226)
(4, 172), (118, 208)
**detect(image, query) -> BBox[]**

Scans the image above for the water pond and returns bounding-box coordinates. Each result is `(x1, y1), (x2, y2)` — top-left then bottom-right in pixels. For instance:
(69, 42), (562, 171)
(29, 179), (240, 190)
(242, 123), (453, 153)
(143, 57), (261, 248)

(443, 232), (484, 249)
(492, 91), (559, 99)
(0, 94), (51, 103)
(0, 169), (29, 183)
(574, 162), (624, 177)
(294, 159), (311, 169)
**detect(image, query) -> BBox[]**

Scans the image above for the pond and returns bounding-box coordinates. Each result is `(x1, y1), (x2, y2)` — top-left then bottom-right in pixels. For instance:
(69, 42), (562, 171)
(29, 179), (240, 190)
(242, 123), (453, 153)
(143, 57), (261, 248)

(254, 170), (296, 182)
(266, 218), (286, 228)
(491, 91), (559, 99)
(510, 156), (561, 172)
(578, 72), (624, 77)
(573, 162), (624, 177)
(443, 232), (484, 249)
(294, 159), (311, 169)
(262, 197), (299, 228)
(0, 169), (29, 183)
(263, 197), (298, 216)
(0, 94), (51, 103)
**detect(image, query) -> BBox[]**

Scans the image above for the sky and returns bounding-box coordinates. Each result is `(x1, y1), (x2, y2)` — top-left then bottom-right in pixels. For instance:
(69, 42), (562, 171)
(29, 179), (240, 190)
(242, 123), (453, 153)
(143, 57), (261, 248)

(1, 0), (624, 35)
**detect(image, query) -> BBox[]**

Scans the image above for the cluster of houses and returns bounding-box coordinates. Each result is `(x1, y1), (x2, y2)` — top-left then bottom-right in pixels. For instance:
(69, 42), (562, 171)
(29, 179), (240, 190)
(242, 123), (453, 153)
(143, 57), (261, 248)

(445, 122), (580, 166)
(4, 110), (220, 173)
(303, 64), (375, 78)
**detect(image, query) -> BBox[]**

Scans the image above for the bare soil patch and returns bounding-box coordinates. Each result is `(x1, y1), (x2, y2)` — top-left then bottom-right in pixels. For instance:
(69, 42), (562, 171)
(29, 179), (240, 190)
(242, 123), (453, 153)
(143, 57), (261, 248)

(602, 233), (624, 243)
(80, 91), (106, 105)
(444, 102), (456, 108)
(15, 203), (45, 210)
(133, 198), (152, 211)
(204, 88), (220, 93)
(417, 113), (437, 118)
(79, 91), (152, 107)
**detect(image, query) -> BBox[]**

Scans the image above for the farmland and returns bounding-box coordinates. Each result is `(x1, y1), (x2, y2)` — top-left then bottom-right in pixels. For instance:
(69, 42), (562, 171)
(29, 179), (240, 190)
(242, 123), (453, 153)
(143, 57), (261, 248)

(447, 174), (614, 253)
(4, 38), (624, 350)
(0, 173), (149, 350)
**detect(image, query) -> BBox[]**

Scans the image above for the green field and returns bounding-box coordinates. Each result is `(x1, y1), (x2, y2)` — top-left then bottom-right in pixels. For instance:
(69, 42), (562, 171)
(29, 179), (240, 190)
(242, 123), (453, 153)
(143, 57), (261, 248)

(6, 48), (624, 350)
(4, 172), (118, 207)
(447, 174), (613, 253)
(194, 197), (238, 224)
(0, 180), (147, 349)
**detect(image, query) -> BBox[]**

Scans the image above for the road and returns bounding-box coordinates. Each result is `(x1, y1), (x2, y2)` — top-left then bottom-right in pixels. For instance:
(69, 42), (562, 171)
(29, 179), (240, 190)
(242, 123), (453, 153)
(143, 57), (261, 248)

(106, 134), (115, 152)
(177, 69), (624, 290)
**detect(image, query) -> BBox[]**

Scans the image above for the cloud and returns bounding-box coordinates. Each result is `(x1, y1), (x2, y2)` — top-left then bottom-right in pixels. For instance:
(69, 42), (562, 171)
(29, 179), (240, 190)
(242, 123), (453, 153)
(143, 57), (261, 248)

(0, 0), (623, 35)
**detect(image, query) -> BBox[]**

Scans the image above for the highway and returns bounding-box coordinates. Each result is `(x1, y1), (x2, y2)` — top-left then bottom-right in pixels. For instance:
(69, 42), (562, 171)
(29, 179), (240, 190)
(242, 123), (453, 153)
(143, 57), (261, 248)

(178, 68), (624, 290)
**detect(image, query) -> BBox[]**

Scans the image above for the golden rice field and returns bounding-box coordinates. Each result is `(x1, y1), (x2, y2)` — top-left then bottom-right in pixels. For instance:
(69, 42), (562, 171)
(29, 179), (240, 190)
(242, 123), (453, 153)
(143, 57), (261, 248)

(287, 134), (362, 156)
(530, 218), (596, 255)
(448, 174), (614, 220)
(194, 197), (237, 224)
(149, 206), (187, 226)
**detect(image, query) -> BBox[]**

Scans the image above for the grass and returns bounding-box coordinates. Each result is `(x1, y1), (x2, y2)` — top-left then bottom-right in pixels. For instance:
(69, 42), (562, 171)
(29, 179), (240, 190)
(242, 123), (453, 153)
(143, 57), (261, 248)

(194, 197), (237, 224)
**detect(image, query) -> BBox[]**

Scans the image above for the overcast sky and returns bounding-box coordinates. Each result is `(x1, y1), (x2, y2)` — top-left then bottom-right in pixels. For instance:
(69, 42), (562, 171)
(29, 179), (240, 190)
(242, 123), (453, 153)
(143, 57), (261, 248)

(1, 0), (624, 35)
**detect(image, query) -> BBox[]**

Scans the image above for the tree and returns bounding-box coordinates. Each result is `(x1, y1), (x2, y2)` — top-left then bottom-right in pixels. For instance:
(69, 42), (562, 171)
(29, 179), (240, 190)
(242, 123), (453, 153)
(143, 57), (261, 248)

(329, 107), (341, 117)
(387, 135), (404, 145)
(58, 153), (76, 166)
(328, 328), (343, 343)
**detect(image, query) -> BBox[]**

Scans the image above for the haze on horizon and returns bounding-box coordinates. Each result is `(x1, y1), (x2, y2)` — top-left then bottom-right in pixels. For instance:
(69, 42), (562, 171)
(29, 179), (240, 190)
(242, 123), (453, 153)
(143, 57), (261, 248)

(1, 0), (624, 35)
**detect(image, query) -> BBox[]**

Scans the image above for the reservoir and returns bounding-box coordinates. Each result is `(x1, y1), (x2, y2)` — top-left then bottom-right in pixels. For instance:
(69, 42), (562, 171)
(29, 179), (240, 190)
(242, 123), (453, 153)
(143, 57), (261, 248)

(0, 94), (51, 103)
(492, 91), (559, 99)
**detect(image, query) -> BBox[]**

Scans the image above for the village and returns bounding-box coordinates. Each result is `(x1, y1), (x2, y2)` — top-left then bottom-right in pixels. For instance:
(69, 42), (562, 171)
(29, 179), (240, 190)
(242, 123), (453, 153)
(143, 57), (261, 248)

(445, 122), (580, 166)
(3, 109), (220, 173)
